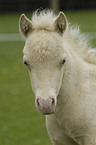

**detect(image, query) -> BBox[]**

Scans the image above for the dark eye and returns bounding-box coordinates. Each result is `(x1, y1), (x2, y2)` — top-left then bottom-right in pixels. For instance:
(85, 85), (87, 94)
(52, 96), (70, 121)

(24, 61), (28, 66)
(62, 58), (66, 64)
(23, 60), (31, 71)
(23, 59), (31, 70)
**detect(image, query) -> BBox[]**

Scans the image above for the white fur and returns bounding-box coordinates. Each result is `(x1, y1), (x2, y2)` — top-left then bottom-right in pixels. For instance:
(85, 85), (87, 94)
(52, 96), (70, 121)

(20, 10), (96, 145)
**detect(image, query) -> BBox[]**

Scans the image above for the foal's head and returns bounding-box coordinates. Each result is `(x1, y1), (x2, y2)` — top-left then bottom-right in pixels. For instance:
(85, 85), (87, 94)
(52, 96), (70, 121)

(19, 11), (68, 115)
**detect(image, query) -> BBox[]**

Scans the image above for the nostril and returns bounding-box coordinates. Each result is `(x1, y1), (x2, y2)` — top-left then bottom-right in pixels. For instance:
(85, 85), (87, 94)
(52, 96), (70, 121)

(51, 98), (55, 106)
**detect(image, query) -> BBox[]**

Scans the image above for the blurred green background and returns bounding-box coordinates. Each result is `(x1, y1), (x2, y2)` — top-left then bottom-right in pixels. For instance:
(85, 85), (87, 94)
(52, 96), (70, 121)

(0, 10), (96, 145)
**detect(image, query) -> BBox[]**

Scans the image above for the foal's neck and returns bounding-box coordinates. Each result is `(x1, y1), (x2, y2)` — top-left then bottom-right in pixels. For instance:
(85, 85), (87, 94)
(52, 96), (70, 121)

(59, 44), (86, 103)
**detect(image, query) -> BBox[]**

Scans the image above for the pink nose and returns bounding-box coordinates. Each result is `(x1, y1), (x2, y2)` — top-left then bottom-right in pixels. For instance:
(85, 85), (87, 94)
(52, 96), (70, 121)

(35, 97), (56, 115)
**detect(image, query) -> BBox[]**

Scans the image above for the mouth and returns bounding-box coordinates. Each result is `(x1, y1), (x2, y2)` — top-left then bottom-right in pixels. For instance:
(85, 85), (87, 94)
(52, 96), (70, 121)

(42, 111), (54, 115)
(37, 107), (55, 115)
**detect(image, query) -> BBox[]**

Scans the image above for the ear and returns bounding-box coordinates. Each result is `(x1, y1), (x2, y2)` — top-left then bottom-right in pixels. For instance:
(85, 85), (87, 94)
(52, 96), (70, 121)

(19, 14), (32, 37)
(54, 12), (67, 34)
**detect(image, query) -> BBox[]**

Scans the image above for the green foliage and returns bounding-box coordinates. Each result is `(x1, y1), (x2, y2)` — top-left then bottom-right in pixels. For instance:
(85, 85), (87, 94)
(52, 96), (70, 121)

(0, 11), (96, 145)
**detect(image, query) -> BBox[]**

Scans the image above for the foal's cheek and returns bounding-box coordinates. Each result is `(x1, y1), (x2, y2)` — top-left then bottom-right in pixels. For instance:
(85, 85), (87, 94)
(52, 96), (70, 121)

(28, 72), (37, 94)
(55, 68), (64, 94)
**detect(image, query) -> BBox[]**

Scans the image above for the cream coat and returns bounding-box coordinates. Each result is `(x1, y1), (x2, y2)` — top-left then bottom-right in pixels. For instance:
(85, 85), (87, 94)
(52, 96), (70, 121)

(19, 10), (96, 145)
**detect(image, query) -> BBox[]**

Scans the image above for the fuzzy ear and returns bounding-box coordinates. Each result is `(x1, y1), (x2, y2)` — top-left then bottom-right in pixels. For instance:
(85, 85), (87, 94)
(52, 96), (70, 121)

(19, 14), (32, 37)
(55, 12), (67, 34)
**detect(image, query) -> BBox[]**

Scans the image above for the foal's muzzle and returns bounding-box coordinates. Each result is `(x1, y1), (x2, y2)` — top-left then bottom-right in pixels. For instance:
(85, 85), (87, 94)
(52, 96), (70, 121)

(35, 97), (56, 115)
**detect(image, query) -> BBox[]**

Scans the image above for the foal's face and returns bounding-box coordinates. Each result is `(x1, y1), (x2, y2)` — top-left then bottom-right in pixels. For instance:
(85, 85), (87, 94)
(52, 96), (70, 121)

(19, 11), (67, 114)
(23, 31), (66, 114)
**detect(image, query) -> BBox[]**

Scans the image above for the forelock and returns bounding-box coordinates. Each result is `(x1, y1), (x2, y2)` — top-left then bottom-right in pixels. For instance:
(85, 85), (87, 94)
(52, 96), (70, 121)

(32, 10), (56, 31)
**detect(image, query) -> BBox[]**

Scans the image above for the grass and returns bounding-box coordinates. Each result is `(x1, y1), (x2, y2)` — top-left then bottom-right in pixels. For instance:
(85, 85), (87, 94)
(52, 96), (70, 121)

(0, 10), (96, 145)
(0, 41), (50, 145)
